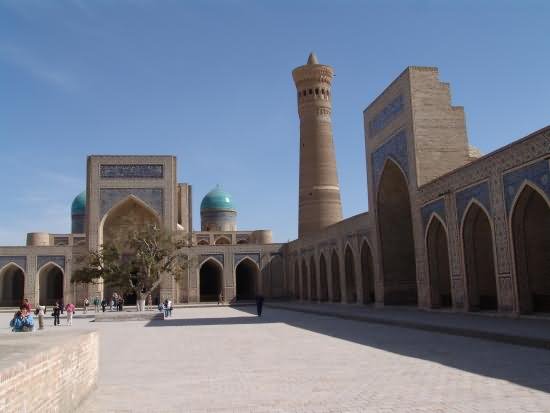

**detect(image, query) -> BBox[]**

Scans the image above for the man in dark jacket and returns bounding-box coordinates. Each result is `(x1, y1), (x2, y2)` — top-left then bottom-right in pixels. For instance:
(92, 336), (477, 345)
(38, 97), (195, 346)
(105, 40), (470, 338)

(255, 295), (264, 317)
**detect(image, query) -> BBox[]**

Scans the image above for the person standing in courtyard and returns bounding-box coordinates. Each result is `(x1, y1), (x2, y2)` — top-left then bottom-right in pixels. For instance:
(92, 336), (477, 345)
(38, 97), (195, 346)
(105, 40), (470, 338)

(36, 304), (45, 330)
(52, 302), (61, 326)
(217, 292), (223, 305)
(256, 294), (264, 317)
(10, 307), (34, 332)
(93, 295), (100, 313)
(83, 297), (89, 314)
(21, 298), (32, 313)
(101, 298), (107, 312)
(147, 294), (152, 311)
(65, 302), (75, 326)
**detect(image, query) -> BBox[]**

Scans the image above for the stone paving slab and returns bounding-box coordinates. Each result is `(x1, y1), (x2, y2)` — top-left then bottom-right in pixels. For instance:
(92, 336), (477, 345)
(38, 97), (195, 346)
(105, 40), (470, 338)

(72, 306), (550, 412)
(267, 301), (550, 350)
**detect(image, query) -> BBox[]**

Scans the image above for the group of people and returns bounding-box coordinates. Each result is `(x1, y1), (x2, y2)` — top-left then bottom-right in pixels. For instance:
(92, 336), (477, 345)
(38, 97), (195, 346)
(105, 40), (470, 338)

(160, 299), (173, 317)
(9, 298), (78, 332)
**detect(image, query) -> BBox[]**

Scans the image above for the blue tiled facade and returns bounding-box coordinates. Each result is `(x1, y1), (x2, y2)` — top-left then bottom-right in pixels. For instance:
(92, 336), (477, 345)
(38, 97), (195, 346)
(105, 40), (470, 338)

(0, 256), (26, 271)
(100, 164), (164, 179)
(235, 253), (260, 266)
(455, 181), (491, 222)
(37, 255), (65, 270)
(369, 95), (404, 135)
(100, 188), (164, 218)
(200, 254), (224, 266)
(421, 198), (446, 231)
(503, 159), (550, 214)
(372, 130), (409, 185)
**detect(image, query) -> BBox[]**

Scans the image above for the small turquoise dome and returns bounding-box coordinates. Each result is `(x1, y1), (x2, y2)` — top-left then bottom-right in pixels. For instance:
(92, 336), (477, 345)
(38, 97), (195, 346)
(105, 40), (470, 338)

(200, 186), (235, 211)
(71, 191), (86, 215)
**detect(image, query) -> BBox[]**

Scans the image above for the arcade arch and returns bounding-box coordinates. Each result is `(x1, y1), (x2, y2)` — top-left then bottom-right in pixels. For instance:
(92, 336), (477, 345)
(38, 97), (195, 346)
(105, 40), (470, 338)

(426, 215), (452, 308)
(344, 245), (357, 303)
(309, 256), (317, 302)
(319, 253), (329, 302)
(0, 263), (25, 307)
(199, 259), (223, 302)
(236, 258), (258, 300)
(511, 185), (550, 313)
(331, 250), (341, 302)
(360, 241), (375, 303)
(38, 263), (64, 306)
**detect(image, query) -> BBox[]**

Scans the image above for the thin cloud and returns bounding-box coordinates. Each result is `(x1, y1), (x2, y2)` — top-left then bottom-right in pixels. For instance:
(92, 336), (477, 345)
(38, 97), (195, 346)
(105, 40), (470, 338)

(0, 44), (78, 91)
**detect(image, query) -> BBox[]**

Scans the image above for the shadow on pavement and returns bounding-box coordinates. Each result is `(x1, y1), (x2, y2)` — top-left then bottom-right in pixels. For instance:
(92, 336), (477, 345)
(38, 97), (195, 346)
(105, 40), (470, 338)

(226, 305), (550, 395)
(144, 315), (271, 327)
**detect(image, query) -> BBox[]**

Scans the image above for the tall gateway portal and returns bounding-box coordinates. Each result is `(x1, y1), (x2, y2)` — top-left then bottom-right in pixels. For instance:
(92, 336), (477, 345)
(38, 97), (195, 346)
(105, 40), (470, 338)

(293, 53), (343, 237)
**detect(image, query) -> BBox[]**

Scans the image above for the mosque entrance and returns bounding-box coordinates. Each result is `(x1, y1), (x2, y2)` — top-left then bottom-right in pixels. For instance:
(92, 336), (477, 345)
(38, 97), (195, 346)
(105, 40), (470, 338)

(377, 160), (418, 305)
(0, 264), (25, 307)
(463, 203), (497, 311)
(426, 217), (452, 308)
(200, 259), (223, 302)
(39, 264), (64, 306)
(360, 241), (375, 303)
(512, 186), (550, 313)
(236, 259), (258, 301)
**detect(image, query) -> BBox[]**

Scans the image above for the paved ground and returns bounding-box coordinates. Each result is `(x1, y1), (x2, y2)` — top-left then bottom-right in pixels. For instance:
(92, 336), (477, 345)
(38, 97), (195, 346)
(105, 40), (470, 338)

(2, 306), (550, 412)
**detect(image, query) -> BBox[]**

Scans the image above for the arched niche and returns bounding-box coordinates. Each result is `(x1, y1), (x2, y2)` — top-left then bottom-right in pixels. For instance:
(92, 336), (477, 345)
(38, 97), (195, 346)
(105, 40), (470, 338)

(426, 215), (452, 308)
(344, 245), (357, 303)
(319, 253), (329, 302)
(199, 258), (223, 302)
(360, 241), (375, 304)
(0, 263), (25, 307)
(235, 258), (259, 300)
(377, 159), (417, 305)
(309, 256), (317, 302)
(38, 262), (64, 306)
(331, 250), (341, 302)
(511, 184), (550, 313)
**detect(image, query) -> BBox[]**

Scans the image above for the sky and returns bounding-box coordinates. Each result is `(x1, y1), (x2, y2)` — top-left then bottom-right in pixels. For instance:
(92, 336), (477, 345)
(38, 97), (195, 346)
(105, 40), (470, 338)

(1, 0), (549, 245)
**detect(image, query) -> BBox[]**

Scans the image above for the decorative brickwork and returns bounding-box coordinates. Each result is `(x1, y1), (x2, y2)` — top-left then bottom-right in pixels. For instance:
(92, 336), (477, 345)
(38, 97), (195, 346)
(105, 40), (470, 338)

(455, 181), (491, 223)
(369, 95), (404, 135)
(503, 159), (550, 213)
(421, 198), (446, 231)
(235, 253), (260, 266)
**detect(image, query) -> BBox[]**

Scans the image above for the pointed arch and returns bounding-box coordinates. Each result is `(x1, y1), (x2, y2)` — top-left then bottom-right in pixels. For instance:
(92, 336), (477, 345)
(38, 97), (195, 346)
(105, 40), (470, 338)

(511, 183), (550, 313)
(344, 245), (357, 303)
(309, 256), (317, 302)
(199, 258), (223, 302)
(425, 214), (452, 308)
(236, 257), (258, 300)
(197, 239), (209, 246)
(301, 258), (308, 300)
(99, 195), (161, 247)
(215, 236), (231, 245)
(377, 158), (417, 305)
(0, 262), (25, 307)
(360, 240), (375, 304)
(330, 249), (341, 302)
(38, 262), (64, 306)
(319, 253), (329, 302)
(462, 201), (497, 311)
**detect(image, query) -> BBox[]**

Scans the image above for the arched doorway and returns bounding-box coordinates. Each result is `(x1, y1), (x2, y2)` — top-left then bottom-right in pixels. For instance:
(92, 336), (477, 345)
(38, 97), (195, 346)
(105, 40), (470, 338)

(294, 261), (300, 299)
(0, 264), (25, 307)
(319, 254), (329, 302)
(344, 246), (357, 303)
(236, 258), (258, 300)
(310, 256), (317, 302)
(426, 216), (452, 308)
(512, 186), (550, 313)
(301, 259), (308, 300)
(39, 263), (64, 306)
(360, 241), (375, 303)
(100, 196), (161, 301)
(377, 160), (417, 305)
(331, 250), (341, 302)
(215, 237), (230, 245)
(463, 202), (497, 311)
(200, 259), (223, 302)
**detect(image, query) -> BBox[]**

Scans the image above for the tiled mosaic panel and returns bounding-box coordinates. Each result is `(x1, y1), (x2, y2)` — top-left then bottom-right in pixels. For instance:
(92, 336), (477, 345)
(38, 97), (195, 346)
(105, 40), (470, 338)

(0, 256), (27, 271)
(100, 188), (163, 218)
(100, 164), (163, 179)
(503, 159), (550, 213)
(372, 130), (409, 184)
(455, 181), (491, 222)
(37, 255), (65, 270)
(421, 198), (446, 231)
(369, 95), (404, 135)
(234, 253), (260, 266)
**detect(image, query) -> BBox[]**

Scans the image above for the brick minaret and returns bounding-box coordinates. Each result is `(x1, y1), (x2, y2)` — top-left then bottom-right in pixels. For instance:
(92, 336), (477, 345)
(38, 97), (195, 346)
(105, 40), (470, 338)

(293, 52), (343, 237)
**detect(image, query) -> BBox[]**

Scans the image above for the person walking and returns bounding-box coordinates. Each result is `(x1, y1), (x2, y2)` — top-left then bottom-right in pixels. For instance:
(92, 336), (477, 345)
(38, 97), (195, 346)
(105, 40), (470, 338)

(147, 294), (152, 311)
(163, 300), (169, 318)
(83, 297), (89, 314)
(101, 298), (107, 312)
(217, 292), (223, 305)
(93, 295), (100, 313)
(37, 304), (45, 330)
(59, 300), (64, 315)
(255, 295), (264, 317)
(52, 302), (61, 326)
(65, 302), (75, 326)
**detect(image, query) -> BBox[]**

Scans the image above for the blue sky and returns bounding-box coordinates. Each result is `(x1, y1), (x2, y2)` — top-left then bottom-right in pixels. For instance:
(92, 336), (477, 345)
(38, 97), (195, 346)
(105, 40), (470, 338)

(1, 0), (549, 245)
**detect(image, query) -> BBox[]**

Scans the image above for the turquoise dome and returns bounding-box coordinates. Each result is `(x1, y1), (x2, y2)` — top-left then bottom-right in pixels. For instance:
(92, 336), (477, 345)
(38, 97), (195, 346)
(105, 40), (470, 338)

(200, 186), (235, 211)
(71, 191), (86, 215)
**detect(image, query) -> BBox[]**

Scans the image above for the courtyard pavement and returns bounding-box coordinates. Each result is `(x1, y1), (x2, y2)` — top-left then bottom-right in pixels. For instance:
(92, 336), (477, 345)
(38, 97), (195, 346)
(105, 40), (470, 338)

(2, 306), (550, 412)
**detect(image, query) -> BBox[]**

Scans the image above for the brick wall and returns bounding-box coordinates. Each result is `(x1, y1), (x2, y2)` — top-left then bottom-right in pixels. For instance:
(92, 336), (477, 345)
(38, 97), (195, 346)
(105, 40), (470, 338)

(0, 330), (98, 413)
